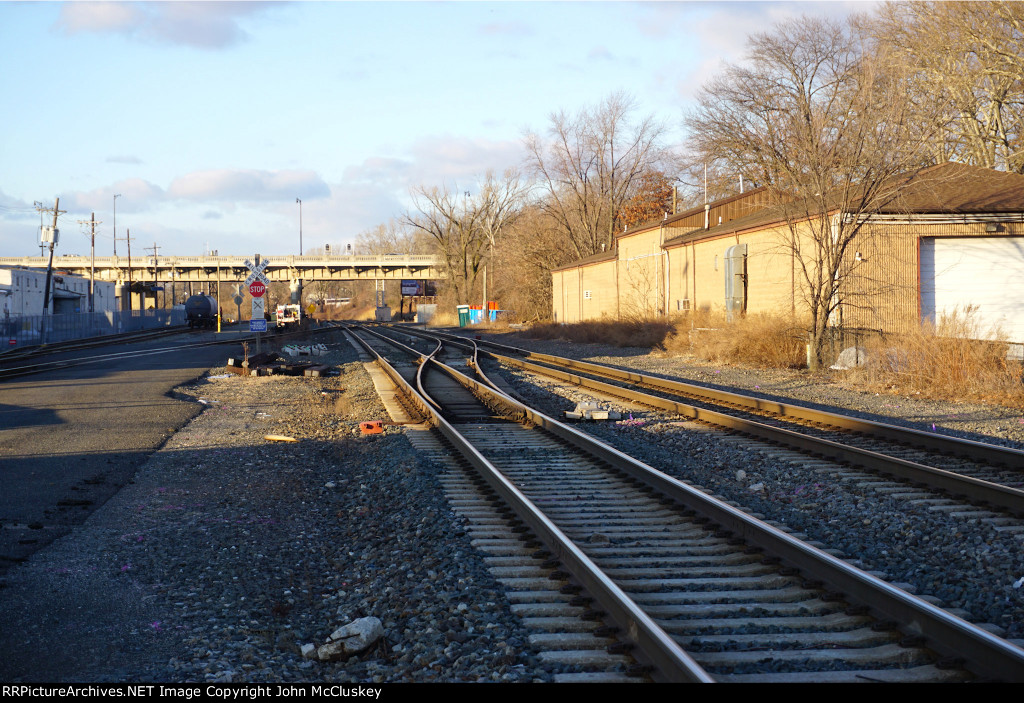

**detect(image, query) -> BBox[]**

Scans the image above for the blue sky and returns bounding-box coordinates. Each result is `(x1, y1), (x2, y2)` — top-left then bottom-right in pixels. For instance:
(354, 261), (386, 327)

(0, 1), (870, 258)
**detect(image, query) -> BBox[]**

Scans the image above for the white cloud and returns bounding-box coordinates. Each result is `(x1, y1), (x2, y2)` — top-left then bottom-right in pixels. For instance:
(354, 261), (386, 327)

(56, 1), (145, 34)
(59, 178), (165, 215)
(405, 135), (527, 184)
(338, 135), (526, 198)
(0, 190), (38, 221)
(56, 1), (283, 49)
(0, 133), (528, 256)
(167, 169), (330, 202)
(637, 1), (883, 103)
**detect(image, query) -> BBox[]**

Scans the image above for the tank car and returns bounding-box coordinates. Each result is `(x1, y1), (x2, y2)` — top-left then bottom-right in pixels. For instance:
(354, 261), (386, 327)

(185, 294), (219, 328)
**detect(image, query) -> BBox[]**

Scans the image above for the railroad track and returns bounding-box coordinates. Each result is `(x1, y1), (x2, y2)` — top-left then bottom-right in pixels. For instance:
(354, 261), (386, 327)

(0, 324), (189, 363)
(393, 326), (1024, 517)
(346, 323), (1024, 683)
(0, 323), (343, 381)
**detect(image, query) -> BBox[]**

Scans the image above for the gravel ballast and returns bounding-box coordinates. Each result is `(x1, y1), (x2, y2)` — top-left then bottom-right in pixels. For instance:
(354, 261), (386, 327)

(473, 330), (1024, 642)
(3, 325), (1023, 682)
(0, 333), (548, 683)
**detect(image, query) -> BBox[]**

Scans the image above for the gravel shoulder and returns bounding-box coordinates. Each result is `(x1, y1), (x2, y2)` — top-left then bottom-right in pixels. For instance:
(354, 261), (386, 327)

(0, 332), (547, 683)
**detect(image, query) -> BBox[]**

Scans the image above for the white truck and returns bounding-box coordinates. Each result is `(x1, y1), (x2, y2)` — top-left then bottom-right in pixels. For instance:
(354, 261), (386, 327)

(275, 303), (302, 327)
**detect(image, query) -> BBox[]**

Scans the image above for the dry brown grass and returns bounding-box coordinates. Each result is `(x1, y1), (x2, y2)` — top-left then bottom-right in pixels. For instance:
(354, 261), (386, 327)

(663, 311), (808, 368)
(427, 308), (459, 327)
(429, 304), (1022, 406)
(850, 310), (1024, 405)
(524, 319), (676, 348)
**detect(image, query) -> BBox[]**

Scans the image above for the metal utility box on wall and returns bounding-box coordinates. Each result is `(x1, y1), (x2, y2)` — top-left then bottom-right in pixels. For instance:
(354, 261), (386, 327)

(724, 244), (748, 320)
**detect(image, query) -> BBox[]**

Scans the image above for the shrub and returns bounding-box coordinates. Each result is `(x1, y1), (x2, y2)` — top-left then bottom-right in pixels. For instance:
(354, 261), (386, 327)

(664, 311), (807, 368)
(851, 308), (1024, 404)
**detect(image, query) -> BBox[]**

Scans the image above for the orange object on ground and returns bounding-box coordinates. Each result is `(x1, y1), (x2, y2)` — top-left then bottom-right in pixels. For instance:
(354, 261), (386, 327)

(360, 420), (384, 435)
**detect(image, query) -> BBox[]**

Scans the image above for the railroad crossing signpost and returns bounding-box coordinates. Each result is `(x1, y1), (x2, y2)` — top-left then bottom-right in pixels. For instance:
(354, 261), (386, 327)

(244, 257), (271, 347)
(244, 258), (269, 288)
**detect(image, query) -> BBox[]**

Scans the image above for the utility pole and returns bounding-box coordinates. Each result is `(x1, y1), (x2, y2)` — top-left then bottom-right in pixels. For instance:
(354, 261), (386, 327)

(145, 242), (160, 310)
(39, 198), (65, 319)
(126, 228), (134, 314)
(215, 251), (221, 333)
(79, 214), (101, 313)
(113, 194), (120, 257)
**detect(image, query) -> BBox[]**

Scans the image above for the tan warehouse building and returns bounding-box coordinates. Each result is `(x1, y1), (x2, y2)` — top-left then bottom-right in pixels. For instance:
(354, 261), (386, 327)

(552, 163), (1024, 343)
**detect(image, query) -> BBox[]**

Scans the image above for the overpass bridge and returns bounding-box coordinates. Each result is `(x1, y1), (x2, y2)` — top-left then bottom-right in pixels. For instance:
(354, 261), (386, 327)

(0, 253), (444, 284)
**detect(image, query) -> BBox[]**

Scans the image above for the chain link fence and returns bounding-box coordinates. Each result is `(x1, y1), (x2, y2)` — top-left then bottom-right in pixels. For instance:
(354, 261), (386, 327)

(2, 309), (186, 347)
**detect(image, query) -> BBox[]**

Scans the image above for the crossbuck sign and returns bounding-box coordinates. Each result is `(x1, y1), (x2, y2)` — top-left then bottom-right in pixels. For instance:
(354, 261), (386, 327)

(244, 258), (270, 287)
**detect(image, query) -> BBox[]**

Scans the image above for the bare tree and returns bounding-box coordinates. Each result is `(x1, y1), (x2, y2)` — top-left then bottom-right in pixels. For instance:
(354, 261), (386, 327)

(525, 92), (676, 259)
(685, 15), (938, 368)
(868, 1), (1024, 172)
(353, 218), (433, 255)
(477, 168), (530, 306)
(490, 203), (577, 321)
(401, 170), (526, 302)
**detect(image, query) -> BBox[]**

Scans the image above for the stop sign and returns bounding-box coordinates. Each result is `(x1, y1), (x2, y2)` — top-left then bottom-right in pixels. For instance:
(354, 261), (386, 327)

(249, 281), (266, 297)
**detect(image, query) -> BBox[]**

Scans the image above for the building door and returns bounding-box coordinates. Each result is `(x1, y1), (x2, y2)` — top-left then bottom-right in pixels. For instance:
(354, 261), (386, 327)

(920, 236), (1024, 343)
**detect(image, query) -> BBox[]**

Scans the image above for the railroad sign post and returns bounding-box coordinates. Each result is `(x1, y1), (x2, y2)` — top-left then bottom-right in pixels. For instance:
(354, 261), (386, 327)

(244, 258), (270, 288)
(244, 257), (271, 351)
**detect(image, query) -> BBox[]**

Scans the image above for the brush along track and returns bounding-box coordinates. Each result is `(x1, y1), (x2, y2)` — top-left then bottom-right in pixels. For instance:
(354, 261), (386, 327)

(348, 324), (1024, 683)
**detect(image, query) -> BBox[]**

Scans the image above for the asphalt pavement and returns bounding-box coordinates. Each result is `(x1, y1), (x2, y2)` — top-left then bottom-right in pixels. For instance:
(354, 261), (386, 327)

(0, 331), (242, 577)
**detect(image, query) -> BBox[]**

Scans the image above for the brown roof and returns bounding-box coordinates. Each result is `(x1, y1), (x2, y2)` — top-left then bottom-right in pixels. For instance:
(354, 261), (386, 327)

(663, 162), (1024, 248)
(878, 162), (1024, 213)
(550, 247), (617, 273)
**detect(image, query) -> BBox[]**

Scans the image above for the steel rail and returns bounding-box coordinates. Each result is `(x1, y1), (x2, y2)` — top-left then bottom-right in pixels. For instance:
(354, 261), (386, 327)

(391, 327), (1024, 511)
(415, 327), (1024, 468)
(345, 325), (714, 682)
(0, 325), (187, 362)
(444, 348), (1024, 682)
(364, 325), (1024, 681)
(484, 350), (1024, 514)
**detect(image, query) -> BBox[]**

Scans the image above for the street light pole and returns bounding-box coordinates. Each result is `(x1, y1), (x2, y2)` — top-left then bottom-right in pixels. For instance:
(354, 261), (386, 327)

(296, 198), (302, 255)
(113, 193), (121, 257)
